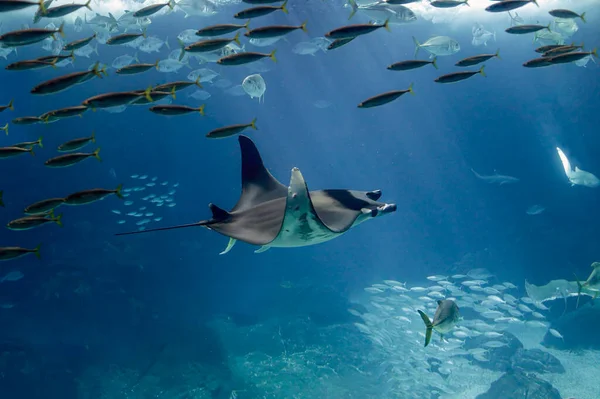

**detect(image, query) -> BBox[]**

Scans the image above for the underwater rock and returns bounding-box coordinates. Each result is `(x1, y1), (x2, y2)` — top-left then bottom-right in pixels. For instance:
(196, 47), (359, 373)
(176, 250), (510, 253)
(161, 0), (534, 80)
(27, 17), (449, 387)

(543, 304), (600, 350)
(510, 348), (565, 374)
(464, 331), (523, 371)
(476, 370), (561, 399)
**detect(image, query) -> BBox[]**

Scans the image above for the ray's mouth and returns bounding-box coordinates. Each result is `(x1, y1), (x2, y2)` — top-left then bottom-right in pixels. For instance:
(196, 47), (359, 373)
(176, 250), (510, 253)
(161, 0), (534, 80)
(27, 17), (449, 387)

(378, 203), (397, 214)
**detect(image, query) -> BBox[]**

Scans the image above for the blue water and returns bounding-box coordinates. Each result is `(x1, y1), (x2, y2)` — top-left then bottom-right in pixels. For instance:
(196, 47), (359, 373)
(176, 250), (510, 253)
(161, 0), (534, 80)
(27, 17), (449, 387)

(0, 1), (599, 398)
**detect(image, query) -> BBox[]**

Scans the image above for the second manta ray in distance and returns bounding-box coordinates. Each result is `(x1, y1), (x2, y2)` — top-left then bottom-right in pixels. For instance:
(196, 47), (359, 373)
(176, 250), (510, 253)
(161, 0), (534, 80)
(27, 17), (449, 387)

(116, 135), (397, 254)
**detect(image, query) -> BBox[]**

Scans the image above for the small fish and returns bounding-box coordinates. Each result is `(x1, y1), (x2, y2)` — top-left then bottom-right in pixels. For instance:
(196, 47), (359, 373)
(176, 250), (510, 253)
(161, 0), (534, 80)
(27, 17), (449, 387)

(39, 0), (91, 18)
(196, 21), (250, 37)
(0, 22), (64, 47)
(418, 299), (460, 347)
(206, 118), (257, 139)
(535, 44), (566, 53)
(357, 84), (414, 108)
(505, 24), (550, 34)
(327, 37), (356, 50)
(31, 63), (105, 95)
(1, 271), (25, 283)
(116, 61), (159, 75)
(217, 50), (276, 66)
(549, 328), (564, 341)
(5, 59), (57, 71)
(523, 57), (552, 68)
(234, 0), (287, 19)
(434, 65), (486, 83)
(430, 0), (468, 8)
(63, 34), (96, 51)
(154, 79), (202, 92)
(547, 49), (597, 65)
(12, 116), (43, 125)
(107, 30), (147, 45)
(45, 148), (101, 168)
(7, 211), (62, 230)
(0, 99), (14, 112)
(133, 0), (175, 18)
(245, 23), (307, 39)
(41, 105), (89, 123)
(64, 184), (124, 205)
(0, 146), (33, 158)
(455, 50), (500, 67)
(526, 204), (545, 215)
(0, 245), (41, 261)
(24, 197), (65, 215)
(549, 9), (585, 22)
(325, 20), (390, 40)
(542, 44), (584, 57)
(149, 104), (205, 116)
(182, 33), (241, 55)
(13, 137), (43, 150)
(58, 132), (96, 152)
(82, 89), (153, 109)
(388, 58), (437, 71)
(0, 0), (46, 13)
(485, 0), (537, 13)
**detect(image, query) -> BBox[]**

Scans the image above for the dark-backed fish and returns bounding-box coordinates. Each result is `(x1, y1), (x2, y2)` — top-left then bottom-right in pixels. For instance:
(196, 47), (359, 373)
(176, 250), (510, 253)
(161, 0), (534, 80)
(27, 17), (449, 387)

(0, 123), (7, 135)
(535, 44), (567, 53)
(41, 0), (91, 18)
(217, 50), (276, 65)
(388, 58), (437, 71)
(64, 185), (123, 205)
(234, 0), (287, 19)
(505, 24), (549, 34)
(153, 79), (202, 92)
(206, 118), (257, 139)
(7, 211), (62, 230)
(116, 61), (159, 75)
(455, 50), (500, 67)
(522, 57), (552, 68)
(130, 88), (176, 105)
(63, 33), (96, 51)
(0, 99), (13, 112)
(485, 0), (537, 13)
(45, 148), (101, 168)
(434, 65), (485, 83)
(31, 62), (105, 95)
(107, 30), (146, 45)
(0, 146), (33, 158)
(244, 23), (307, 39)
(82, 89), (152, 108)
(0, 22), (64, 47)
(0, 0), (46, 13)
(542, 43), (584, 57)
(327, 37), (356, 50)
(13, 137), (42, 150)
(325, 20), (390, 40)
(183, 33), (240, 54)
(547, 49), (597, 65)
(6, 59), (56, 70)
(149, 104), (205, 116)
(431, 0), (468, 8)
(58, 132), (95, 152)
(24, 198), (65, 215)
(133, 0), (175, 17)
(0, 245), (41, 261)
(548, 9), (585, 22)
(12, 116), (43, 125)
(358, 84), (414, 108)
(196, 21), (250, 37)
(41, 105), (89, 123)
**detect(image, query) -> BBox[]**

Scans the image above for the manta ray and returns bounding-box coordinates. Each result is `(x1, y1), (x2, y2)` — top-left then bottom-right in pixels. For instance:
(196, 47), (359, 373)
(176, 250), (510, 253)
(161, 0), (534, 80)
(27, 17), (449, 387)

(116, 135), (397, 254)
